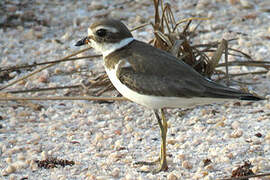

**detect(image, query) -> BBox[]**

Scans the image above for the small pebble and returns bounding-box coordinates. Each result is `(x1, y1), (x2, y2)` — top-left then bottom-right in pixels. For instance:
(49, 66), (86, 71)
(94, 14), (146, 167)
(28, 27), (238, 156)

(216, 121), (225, 127)
(23, 29), (36, 40)
(9, 174), (17, 180)
(201, 171), (209, 176)
(178, 153), (186, 160)
(96, 176), (110, 180)
(6, 157), (12, 164)
(13, 161), (28, 170)
(226, 152), (234, 159)
(140, 165), (151, 172)
(9, 71), (17, 78)
(41, 151), (48, 160)
(88, 1), (106, 10)
(17, 153), (25, 161)
(168, 173), (178, 180)
(252, 165), (259, 173)
(57, 175), (67, 180)
(231, 121), (240, 129)
(167, 139), (177, 145)
(38, 74), (49, 83)
(230, 129), (243, 138)
(228, 0), (239, 5)
(30, 160), (38, 171)
(266, 71), (270, 80)
(114, 139), (123, 150)
(182, 160), (193, 169)
(2, 165), (16, 176)
(61, 32), (71, 41)
(111, 167), (120, 177)
(84, 173), (96, 180)
(240, 0), (254, 8)
(125, 173), (135, 180)
(205, 164), (214, 170)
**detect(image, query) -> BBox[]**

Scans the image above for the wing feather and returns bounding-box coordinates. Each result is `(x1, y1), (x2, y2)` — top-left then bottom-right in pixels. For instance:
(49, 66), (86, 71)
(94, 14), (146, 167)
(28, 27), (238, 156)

(113, 40), (262, 100)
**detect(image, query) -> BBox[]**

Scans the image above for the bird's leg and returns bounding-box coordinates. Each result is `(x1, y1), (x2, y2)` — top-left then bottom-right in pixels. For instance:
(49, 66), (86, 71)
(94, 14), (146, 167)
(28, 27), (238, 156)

(153, 108), (168, 173)
(134, 109), (168, 173)
(133, 110), (161, 166)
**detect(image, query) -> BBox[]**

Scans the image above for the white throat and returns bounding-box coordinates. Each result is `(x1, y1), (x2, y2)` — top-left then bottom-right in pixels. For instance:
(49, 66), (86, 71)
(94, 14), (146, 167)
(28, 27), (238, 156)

(89, 37), (134, 57)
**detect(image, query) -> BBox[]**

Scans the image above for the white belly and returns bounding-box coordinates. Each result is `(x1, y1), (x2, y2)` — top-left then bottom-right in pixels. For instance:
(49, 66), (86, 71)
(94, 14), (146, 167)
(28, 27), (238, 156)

(105, 67), (229, 109)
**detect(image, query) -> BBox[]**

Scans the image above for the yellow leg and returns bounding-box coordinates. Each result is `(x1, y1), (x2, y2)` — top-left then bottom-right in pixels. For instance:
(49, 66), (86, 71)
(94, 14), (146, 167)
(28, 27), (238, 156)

(134, 109), (168, 173)
(154, 109), (168, 173)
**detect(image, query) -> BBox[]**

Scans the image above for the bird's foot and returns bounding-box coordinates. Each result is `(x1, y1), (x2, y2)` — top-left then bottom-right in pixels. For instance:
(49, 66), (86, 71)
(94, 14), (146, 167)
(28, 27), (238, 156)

(134, 158), (168, 174)
(151, 163), (168, 174)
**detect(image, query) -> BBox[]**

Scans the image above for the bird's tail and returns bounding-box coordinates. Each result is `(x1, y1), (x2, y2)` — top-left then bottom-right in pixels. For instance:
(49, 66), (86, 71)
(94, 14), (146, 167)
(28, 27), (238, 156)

(203, 80), (264, 101)
(238, 94), (264, 101)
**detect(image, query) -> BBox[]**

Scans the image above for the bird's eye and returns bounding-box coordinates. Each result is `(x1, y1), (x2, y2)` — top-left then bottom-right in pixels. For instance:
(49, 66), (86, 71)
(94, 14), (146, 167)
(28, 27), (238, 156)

(96, 29), (107, 37)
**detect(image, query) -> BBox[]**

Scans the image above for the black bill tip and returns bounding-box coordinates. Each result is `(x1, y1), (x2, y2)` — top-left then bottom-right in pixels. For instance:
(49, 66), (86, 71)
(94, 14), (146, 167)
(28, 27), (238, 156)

(75, 37), (88, 46)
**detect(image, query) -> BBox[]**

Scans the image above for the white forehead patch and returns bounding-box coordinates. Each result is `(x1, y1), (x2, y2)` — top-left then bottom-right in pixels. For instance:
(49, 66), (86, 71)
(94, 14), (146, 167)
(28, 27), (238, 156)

(88, 28), (94, 36)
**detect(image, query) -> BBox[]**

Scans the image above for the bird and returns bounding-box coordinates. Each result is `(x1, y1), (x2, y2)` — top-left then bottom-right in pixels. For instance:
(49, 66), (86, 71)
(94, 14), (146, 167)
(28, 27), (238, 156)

(75, 19), (263, 173)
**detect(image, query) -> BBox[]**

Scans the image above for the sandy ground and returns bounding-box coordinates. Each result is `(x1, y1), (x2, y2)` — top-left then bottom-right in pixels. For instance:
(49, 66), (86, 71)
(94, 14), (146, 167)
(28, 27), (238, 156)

(0, 0), (270, 179)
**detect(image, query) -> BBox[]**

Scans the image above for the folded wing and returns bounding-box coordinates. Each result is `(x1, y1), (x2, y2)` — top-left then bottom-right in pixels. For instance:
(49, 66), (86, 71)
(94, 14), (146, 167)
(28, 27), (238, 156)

(116, 40), (262, 101)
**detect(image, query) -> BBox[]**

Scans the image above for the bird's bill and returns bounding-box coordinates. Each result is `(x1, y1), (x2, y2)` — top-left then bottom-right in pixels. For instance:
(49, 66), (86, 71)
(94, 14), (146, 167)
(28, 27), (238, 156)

(75, 37), (89, 46)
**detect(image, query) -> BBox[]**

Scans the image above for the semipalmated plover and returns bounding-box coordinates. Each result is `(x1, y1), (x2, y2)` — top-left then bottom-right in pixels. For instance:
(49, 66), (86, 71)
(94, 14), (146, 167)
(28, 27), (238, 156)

(75, 19), (263, 173)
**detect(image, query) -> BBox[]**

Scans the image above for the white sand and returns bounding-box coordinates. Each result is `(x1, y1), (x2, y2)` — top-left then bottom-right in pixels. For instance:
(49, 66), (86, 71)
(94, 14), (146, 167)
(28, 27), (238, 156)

(1, 0), (270, 179)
